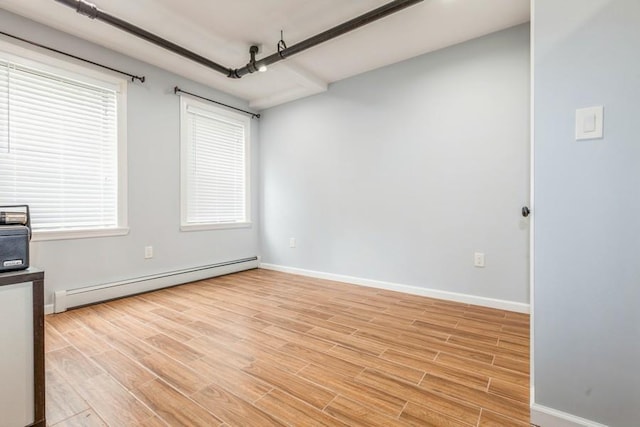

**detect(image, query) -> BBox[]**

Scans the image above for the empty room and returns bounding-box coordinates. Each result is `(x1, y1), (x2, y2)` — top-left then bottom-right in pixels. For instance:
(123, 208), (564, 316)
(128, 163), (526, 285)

(0, 1), (637, 426)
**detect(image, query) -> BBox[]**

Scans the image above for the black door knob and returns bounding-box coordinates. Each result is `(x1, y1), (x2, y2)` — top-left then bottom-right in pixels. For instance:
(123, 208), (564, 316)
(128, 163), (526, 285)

(522, 206), (530, 217)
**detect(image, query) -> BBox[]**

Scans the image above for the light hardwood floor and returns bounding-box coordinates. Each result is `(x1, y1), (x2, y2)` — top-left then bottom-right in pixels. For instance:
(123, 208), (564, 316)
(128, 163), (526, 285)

(44, 269), (530, 426)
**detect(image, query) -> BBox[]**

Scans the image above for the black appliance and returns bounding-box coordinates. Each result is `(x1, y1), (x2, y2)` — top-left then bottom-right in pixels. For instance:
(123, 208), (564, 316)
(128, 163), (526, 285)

(0, 205), (31, 272)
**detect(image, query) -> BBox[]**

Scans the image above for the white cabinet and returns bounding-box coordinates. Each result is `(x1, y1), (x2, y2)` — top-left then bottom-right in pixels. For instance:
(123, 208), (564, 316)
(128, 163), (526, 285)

(0, 282), (34, 427)
(0, 269), (45, 427)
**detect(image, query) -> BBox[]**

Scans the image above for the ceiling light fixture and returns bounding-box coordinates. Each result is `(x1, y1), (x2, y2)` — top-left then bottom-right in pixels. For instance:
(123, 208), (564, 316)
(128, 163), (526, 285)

(248, 45), (267, 74)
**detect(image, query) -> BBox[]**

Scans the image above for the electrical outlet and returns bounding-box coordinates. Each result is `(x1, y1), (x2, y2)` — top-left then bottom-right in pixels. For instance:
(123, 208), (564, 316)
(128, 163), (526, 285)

(289, 237), (296, 248)
(144, 245), (153, 259)
(474, 252), (485, 268)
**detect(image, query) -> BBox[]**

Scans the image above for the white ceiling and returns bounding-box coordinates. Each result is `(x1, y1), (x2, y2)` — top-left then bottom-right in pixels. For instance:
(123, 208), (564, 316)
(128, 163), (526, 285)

(0, 0), (529, 110)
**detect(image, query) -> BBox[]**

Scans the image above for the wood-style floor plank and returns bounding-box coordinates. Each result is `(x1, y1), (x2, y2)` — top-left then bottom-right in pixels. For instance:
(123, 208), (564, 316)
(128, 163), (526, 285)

(134, 379), (223, 427)
(47, 346), (104, 385)
(90, 349), (156, 391)
(45, 363), (91, 426)
(63, 328), (112, 358)
(44, 322), (70, 353)
(329, 344), (425, 384)
(255, 388), (348, 427)
(324, 395), (407, 427)
(189, 357), (273, 402)
(242, 361), (335, 409)
(51, 409), (107, 427)
(297, 363), (408, 417)
(192, 382), (285, 427)
(45, 269), (529, 426)
(75, 374), (154, 426)
(399, 401), (475, 427)
(356, 368), (482, 425)
(138, 352), (209, 395)
(478, 409), (531, 426)
(420, 373), (530, 421)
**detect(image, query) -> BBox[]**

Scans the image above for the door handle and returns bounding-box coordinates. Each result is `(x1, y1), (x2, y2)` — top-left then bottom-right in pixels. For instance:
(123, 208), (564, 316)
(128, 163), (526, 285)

(522, 206), (530, 218)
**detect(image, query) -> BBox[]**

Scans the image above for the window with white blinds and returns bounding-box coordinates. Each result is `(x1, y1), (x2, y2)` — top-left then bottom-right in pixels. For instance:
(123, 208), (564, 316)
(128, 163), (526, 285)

(180, 96), (250, 230)
(0, 54), (126, 238)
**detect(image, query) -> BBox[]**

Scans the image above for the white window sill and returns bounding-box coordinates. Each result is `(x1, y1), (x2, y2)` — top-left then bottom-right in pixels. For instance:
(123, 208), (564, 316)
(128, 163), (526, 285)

(180, 222), (252, 232)
(32, 227), (130, 242)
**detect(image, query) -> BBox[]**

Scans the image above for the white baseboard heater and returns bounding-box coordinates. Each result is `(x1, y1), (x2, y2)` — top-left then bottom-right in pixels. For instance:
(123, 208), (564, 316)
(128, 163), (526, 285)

(53, 256), (259, 313)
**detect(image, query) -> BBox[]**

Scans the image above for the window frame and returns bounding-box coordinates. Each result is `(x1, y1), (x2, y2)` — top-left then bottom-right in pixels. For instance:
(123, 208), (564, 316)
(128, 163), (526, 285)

(179, 95), (252, 231)
(0, 39), (128, 241)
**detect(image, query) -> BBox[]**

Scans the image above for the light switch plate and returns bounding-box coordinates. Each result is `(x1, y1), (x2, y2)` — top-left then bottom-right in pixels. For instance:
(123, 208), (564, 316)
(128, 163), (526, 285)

(576, 106), (604, 140)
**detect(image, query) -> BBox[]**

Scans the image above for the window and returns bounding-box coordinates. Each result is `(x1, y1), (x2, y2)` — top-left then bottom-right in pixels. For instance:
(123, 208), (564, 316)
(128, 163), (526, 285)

(0, 46), (127, 240)
(180, 96), (250, 230)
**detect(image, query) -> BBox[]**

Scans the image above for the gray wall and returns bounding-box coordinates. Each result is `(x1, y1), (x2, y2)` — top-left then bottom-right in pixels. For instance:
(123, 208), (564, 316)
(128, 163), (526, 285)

(259, 25), (530, 304)
(533, 1), (640, 425)
(0, 10), (259, 305)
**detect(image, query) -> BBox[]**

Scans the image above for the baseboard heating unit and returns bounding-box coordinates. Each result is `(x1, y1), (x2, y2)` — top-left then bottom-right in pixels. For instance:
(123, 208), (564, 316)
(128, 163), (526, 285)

(53, 256), (258, 313)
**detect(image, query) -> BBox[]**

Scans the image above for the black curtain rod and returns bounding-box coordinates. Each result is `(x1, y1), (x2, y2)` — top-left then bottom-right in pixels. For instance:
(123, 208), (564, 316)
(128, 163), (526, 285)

(174, 86), (260, 119)
(0, 30), (145, 83)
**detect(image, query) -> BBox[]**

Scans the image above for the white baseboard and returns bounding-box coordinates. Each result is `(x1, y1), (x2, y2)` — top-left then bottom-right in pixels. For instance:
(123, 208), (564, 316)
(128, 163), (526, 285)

(44, 304), (53, 315)
(53, 257), (258, 313)
(259, 263), (529, 314)
(531, 403), (608, 427)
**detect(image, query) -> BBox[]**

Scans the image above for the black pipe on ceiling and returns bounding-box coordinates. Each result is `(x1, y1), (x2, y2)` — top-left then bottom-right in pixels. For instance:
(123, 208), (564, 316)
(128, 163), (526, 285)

(231, 0), (424, 78)
(54, 0), (424, 79)
(54, 0), (234, 77)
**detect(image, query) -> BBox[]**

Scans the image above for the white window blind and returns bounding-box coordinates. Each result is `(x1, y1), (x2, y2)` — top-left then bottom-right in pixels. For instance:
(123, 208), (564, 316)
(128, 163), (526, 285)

(0, 63), (8, 153)
(182, 100), (249, 227)
(0, 60), (119, 232)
